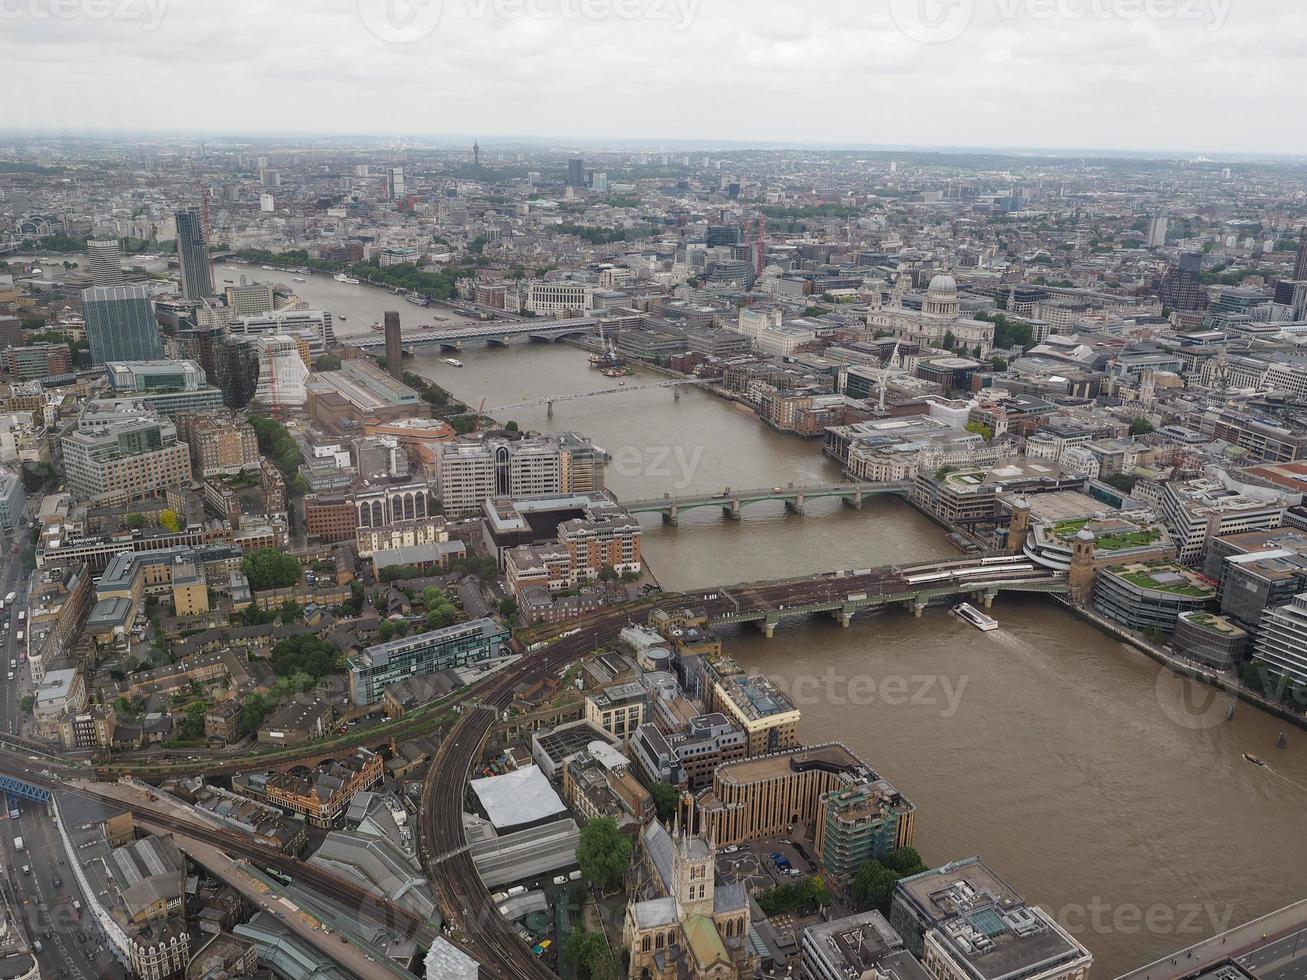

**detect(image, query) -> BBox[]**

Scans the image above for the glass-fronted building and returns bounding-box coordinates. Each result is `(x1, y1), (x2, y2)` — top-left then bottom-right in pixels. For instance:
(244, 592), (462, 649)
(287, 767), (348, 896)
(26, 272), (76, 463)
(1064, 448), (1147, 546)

(347, 618), (509, 706)
(83, 285), (164, 365)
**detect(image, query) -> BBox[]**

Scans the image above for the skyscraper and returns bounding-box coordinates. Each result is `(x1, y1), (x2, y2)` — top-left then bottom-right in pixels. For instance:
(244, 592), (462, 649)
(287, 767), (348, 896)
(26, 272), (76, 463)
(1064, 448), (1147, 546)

(384, 310), (403, 379)
(1294, 228), (1307, 283)
(86, 239), (125, 287)
(82, 285), (164, 365)
(1147, 215), (1169, 248)
(174, 208), (214, 301)
(387, 167), (406, 200)
(567, 157), (585, 189)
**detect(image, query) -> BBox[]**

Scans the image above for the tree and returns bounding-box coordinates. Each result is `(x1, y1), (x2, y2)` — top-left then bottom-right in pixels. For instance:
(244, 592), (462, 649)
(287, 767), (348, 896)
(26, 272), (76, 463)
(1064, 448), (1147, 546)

(990, 356), (1008, 371)
(597, 564), (618, 582)
(1130, 417), (1155, 436)
(883, 846), (928, 876)
(314, 354), (342, 372)
(159, 508), (181, 533)
(647, 780), (679, 823)
(851, 861), (901, 914)
(269, 634), (340, 679)
(576, 817), (631, 893)
(563, 930), (619, 980)
(123, 512), (146, 530)
(242, 549), (301, 590)
(965, 421), (994, 442)
(757, 875), (831, 916)
(240, 693), (271, 737)
(19, 695), (34, 715)
(504, 420), (519, 432)
(179, 700), (207, 740)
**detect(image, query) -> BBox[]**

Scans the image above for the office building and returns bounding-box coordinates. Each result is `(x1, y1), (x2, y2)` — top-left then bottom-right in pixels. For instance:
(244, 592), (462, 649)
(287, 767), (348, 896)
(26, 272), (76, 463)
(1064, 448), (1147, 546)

(87, 238), (125, 286)
(347, 618), (509, 706)
(62, 408), (192, 505)
(1093, 561), (1216, 634)
(105, 359), (224, 415)
(179, 413), (261, 477)
(4, 341), (72, 379)
(0, 467), (26, 532)
(224, 280), (276, 316)
(387, 166), (405, 200)
(525, 281), (591, 315)
(83, 285), (164, 365)
(1157, 477), (1287, 565)
(384, 310), (402, 378)
(175, 207), (214, 300)
(437, 435), (590, 515)
(1252, 592), (1307, 688)
(890, 857), (1093, 980)
(1294, 228), (1307, 285)
(801, 911), (931, 980)
(702, 653), (800, 755)
(1146, 215), (1169, 248)
(306, 357), (424, 434)
(230, 309), (336, 355)
(694, 743), (915, 851)
(567, 157), (585, 189)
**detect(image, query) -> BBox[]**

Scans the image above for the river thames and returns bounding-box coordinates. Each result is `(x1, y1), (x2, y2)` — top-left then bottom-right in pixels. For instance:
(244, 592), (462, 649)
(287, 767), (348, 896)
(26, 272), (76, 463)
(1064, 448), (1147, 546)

(223, 264), (1307, 977)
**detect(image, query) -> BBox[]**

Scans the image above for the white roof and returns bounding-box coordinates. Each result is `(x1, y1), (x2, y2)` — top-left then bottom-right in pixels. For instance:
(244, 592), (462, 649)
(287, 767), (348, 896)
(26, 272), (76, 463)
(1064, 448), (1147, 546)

(470, 764), (566, 830)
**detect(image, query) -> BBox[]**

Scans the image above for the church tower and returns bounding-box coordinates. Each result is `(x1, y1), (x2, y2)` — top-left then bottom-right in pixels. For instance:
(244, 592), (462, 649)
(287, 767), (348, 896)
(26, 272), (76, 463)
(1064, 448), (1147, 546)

(1007, 495), (1032, 555)
(672, 826), (715, 919)
(1069, 527), (1097, 604)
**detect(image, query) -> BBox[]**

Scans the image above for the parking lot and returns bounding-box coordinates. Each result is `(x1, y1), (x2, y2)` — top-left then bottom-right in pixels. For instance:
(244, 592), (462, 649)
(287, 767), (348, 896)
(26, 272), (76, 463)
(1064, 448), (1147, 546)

(715, 835), (821, 892)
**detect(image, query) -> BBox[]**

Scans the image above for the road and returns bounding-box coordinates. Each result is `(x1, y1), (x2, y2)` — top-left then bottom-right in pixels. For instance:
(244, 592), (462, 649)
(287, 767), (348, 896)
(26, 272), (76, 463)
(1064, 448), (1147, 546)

(5, 799), (122, 980)
(1116, 900), (1307, 980)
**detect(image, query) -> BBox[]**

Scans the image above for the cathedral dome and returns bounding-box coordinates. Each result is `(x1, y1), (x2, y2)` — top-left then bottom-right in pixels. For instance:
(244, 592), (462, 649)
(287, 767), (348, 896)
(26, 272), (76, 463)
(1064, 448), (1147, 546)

(927, 273), (958, 295)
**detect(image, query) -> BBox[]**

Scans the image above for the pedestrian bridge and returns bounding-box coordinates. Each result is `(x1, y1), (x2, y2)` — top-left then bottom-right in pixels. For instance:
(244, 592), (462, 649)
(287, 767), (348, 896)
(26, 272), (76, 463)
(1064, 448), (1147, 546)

(341, 316), (598, 352)
(620, 481), (914, 524)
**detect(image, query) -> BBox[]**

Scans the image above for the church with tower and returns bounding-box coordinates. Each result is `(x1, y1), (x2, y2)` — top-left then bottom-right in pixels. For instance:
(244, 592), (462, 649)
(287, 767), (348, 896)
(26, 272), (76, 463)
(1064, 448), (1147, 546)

(622, 819), (756, 979)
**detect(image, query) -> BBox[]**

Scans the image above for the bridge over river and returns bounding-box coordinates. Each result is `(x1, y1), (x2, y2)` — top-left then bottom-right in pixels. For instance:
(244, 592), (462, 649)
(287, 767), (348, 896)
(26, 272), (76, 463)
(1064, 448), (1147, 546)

(620, 480), (915, 524)
(341, 315), (598, 352)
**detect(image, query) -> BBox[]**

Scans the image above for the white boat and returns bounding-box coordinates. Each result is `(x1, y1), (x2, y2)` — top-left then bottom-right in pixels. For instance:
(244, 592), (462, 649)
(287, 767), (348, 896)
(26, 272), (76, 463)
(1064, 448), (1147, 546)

(333, 273), (360, 285)
(952, 602), (998, 632)
(443, 358), (464, 368)
(293, 277), (306, 283)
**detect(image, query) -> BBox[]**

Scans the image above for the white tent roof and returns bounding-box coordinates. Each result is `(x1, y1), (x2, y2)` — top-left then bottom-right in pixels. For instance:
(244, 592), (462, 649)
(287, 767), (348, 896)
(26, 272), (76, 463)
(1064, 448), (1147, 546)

(470, 764), (566, 830)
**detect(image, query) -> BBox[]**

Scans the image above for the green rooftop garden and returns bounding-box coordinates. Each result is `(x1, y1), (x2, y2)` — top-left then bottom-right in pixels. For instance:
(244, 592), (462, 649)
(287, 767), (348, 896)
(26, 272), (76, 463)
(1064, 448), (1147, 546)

(1051, 519), (1162, 551)
(1118, 563), (1213, 598)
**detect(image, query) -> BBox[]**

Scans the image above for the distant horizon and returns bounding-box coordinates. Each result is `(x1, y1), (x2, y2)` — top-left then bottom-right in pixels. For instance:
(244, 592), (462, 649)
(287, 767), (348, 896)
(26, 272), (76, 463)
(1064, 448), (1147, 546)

(3, 128), (1305, 167)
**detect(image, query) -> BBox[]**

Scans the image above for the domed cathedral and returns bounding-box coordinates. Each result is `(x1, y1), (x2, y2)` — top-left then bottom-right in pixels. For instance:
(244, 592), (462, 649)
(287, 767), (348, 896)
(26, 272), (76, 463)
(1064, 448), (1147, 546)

(622, 819), (757, 979)
(866, 271), (996, 356)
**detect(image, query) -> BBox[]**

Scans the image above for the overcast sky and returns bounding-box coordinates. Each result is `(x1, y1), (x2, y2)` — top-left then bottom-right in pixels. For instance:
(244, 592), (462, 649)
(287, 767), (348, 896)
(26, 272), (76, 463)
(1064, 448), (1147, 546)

(3, 0), (1302, 156)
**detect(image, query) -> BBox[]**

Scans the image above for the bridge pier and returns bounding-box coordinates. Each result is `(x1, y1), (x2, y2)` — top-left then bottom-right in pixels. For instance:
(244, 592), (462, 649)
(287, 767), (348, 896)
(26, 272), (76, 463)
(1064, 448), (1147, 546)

(546, 400), (554, 419)
(723, 499), (741, 520)
(908, 598), (928, 618)
(785, 494), (806, 516)
(832, 604), (854, 628)
(978, 588), (998, 609)
(673, 386), (681, 401)
(842, 490), (864, 511)
(662, 504), (679, 526)
(759, 616), (778, 639)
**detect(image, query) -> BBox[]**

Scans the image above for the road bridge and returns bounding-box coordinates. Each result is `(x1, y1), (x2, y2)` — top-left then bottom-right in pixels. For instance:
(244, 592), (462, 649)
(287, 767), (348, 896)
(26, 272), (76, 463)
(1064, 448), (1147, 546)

(620, 480), (914, 524)
(340, 316), (598, 352)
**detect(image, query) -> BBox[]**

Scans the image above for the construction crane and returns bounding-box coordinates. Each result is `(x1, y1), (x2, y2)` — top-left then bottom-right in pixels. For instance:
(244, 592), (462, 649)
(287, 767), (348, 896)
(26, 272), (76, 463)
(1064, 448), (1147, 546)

(471, 397), (487, 433)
